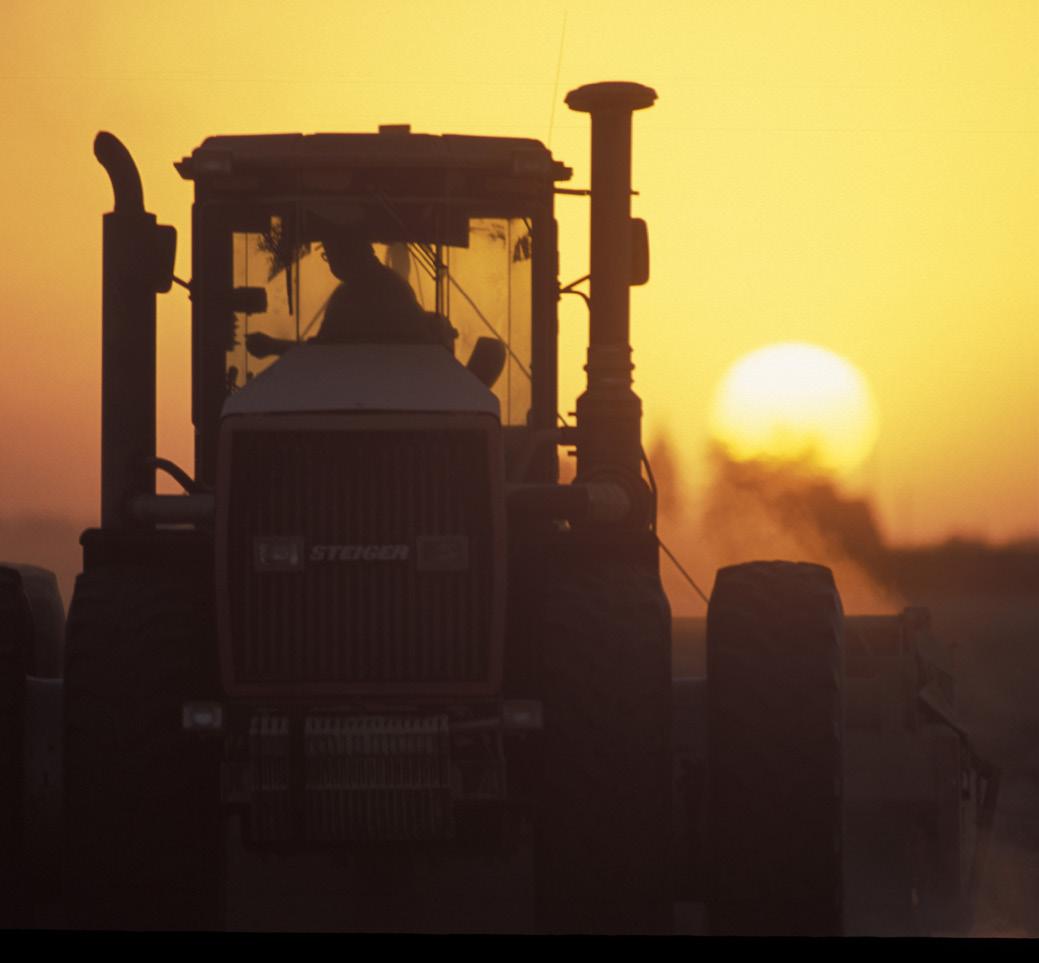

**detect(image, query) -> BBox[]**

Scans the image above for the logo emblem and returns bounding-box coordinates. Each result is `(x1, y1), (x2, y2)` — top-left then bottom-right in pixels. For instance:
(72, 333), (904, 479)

(253, 536), (304, 572)
(416, 536), (469, 572)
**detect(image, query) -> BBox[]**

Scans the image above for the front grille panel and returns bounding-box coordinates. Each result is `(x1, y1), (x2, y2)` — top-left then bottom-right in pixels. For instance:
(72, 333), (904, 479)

(223, 422), (497, 690)
(304, 715), (453, 842)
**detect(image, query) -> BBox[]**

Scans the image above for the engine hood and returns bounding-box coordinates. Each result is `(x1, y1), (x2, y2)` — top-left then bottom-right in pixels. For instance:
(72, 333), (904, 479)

(221, 343), (500, 419)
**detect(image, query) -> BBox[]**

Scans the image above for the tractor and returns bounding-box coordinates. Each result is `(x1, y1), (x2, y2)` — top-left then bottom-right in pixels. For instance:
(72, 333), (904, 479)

(1, 81), (995, 933)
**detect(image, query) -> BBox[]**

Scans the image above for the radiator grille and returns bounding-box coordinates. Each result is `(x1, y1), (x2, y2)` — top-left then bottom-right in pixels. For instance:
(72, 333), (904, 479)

(304, 715), (453, 841)
(222, 423), (497, 690)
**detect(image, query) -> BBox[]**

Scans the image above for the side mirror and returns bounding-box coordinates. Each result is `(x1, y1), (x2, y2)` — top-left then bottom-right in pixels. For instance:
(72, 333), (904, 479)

(467, 337), (507, 389)
(630, 218), (649, 286)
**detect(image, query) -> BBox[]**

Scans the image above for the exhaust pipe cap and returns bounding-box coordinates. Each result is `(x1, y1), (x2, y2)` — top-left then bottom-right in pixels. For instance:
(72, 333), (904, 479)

(566, 81), (657, 114)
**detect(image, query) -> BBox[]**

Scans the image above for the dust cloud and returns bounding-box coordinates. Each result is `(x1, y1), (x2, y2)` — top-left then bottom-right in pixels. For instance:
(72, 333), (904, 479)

(649, 438), (903, 616)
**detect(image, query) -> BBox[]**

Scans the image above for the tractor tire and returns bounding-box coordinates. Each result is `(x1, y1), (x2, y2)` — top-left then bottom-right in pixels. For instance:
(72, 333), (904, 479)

(706, 561), (844, 936)
(534, 557), (672, 934)
(0, 567), (33, 926)
(1, 563), (66, 678)
(64, 564), (220, 930)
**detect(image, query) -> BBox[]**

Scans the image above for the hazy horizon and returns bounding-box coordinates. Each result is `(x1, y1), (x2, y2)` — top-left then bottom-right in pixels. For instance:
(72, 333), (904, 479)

(6, 450), (1036, 615)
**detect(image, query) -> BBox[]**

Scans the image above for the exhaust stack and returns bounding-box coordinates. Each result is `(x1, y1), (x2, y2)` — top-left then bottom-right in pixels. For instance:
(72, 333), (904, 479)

(566, 82), (656, 519)
(95, 132), (176, 528)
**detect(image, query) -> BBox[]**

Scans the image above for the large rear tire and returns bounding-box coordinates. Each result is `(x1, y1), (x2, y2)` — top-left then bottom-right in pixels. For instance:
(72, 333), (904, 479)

(706, 561), (844, 936)
(534, 557), (672, 934)
(0, 564), (66, 926)
(0, 567), (34, 926)
(64, 564), (220, 930)
(1, 563), (66, 678)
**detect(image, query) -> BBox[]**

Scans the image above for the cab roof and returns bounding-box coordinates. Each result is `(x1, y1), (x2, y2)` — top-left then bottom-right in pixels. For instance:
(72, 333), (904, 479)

(176, 129), (572, 182)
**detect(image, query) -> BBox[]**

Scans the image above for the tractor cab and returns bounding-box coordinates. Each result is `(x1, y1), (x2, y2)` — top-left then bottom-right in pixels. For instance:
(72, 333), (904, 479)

(175, 130), (571, 486)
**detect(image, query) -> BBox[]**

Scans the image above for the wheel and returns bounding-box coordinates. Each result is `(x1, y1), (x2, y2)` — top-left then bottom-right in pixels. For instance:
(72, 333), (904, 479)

(64, 564), (220, 930)
(0, 563), (66, 679)
(0, 567), (33, 926)
(706, 561), (844, 936)
(534, 555), (672, 934)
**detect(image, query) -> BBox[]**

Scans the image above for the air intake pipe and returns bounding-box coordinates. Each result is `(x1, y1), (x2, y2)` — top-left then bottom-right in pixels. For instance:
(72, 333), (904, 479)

(565, 82), (656, 524)
(94, 132), (177, 528)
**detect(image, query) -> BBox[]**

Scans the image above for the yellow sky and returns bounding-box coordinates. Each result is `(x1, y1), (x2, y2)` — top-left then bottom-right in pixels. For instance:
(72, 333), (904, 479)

(2, 0), (1037, 544)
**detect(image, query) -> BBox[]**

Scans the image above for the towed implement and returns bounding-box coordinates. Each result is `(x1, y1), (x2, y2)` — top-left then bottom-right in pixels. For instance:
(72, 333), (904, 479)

(1, 81), (995, 933)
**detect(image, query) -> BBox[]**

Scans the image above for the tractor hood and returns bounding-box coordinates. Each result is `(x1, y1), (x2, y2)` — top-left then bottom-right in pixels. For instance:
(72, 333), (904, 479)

(221, 343), (500, 419)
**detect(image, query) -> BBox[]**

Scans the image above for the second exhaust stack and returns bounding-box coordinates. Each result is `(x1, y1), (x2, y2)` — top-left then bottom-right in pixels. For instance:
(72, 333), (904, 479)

(566, 81), (656, 516)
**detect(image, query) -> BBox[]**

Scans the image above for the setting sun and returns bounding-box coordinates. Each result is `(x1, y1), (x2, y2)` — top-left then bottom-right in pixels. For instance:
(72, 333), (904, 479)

(709, 342), (879, 476)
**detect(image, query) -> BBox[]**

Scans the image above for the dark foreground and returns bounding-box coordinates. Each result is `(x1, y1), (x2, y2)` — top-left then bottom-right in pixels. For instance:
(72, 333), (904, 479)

(673, 588), (1039, 937)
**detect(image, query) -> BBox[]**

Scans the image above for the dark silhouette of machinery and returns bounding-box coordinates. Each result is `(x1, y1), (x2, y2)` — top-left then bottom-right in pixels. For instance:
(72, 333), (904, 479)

(0, 82), (995, 934)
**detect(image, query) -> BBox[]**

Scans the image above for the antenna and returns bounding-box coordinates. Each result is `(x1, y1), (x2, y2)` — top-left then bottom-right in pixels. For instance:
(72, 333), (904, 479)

(546, 10), (568, 148)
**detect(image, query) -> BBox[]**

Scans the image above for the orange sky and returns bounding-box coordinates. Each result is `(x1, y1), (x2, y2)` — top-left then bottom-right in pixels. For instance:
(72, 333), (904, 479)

(2, 0), (1037, 544)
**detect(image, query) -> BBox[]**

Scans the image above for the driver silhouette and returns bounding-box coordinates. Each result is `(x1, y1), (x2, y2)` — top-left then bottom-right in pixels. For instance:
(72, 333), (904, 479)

(246, 227), (455, 359)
